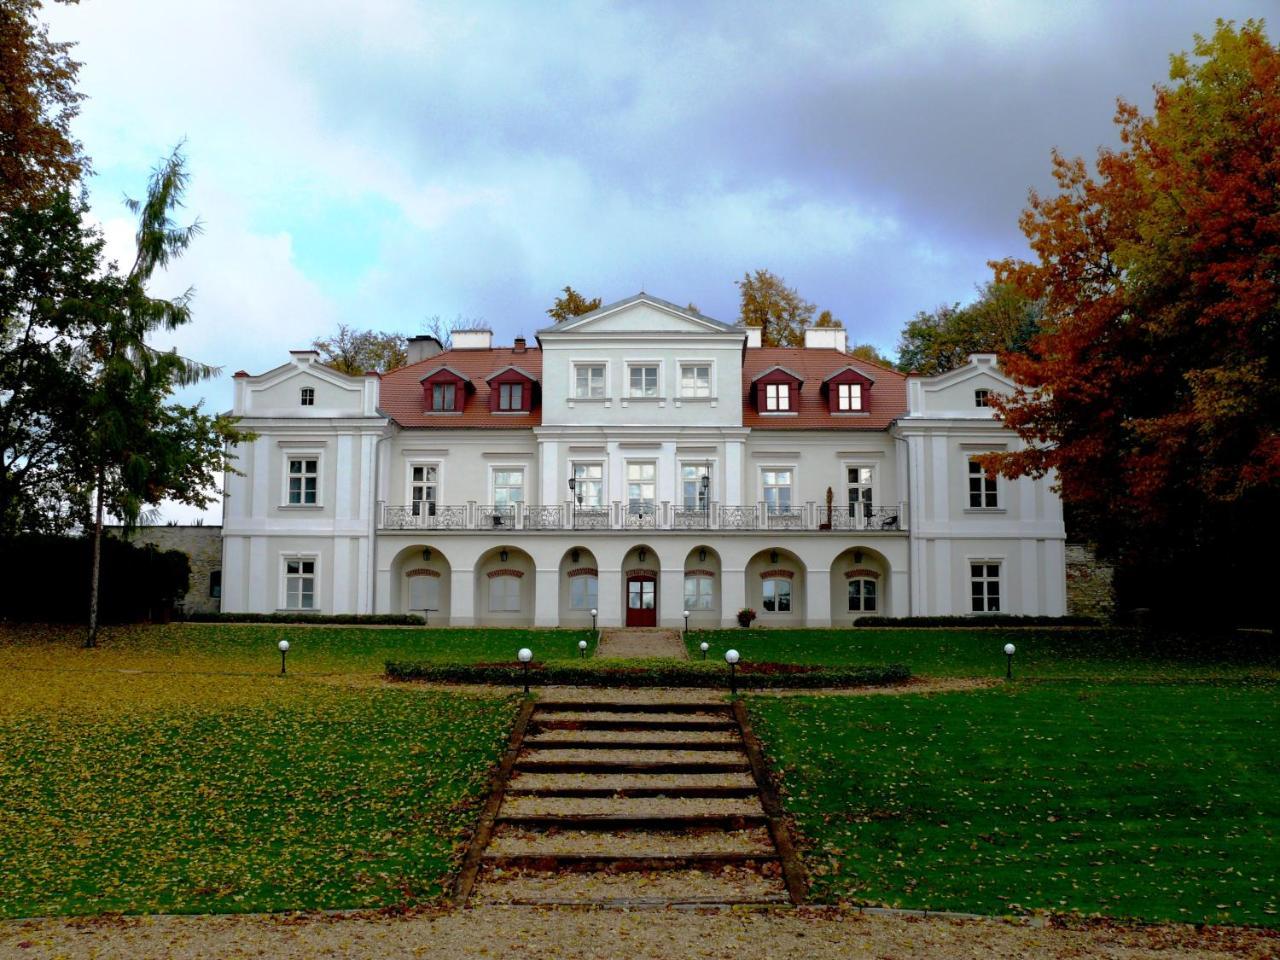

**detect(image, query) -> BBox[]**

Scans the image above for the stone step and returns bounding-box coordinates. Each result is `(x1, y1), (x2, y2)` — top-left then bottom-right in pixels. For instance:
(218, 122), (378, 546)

(528, 727), (739, 745)
(533, 713), (737, 730)
(535, 700), (730, 714)
(476, 865), (788, 905)
(506, 771), (758, 795)
(486, 826), (776, 859)
(524, 737), (744, 752)
(500, 795), (765, 818)
(515, 757), (751, 775)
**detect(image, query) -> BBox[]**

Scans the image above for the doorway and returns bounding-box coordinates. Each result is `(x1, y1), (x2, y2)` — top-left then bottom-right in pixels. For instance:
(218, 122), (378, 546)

(626, 574), (656, 627)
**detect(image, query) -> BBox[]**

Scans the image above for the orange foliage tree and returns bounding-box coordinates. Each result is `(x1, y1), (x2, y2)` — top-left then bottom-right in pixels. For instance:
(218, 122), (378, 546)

(984, 20), (1279, 611)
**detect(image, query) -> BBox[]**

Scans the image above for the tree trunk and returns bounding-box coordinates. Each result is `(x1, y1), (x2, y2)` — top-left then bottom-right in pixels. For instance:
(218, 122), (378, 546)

(86, 469), (103, 648)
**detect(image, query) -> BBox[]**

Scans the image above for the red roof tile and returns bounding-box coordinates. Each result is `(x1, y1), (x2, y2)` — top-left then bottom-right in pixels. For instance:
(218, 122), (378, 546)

(379, 348), (543, 428)
(742, 348), (907, 430)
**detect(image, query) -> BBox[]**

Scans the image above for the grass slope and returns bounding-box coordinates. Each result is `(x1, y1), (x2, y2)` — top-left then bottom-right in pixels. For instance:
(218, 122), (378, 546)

(691, 628), (1279, 679)
(750, 682), (1280, 926)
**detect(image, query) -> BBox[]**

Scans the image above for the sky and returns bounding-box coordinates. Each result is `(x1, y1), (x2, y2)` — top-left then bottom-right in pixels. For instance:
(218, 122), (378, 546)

(44, 0), (1273, 521)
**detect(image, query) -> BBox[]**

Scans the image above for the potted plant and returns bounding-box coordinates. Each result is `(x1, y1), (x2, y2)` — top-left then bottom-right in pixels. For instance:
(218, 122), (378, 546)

(737, 607), (757, 628)
(820, 486), (834, 529)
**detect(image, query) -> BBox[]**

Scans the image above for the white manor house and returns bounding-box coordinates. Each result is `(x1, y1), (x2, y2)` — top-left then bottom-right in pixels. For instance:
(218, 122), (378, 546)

(221, 294), (1067, 628)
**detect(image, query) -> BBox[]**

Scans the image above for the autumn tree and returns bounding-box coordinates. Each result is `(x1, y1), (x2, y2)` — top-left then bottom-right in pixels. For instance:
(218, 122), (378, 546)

(848, 343), (894, 366)
(736, 269), (816, 346)
(312, 324), (407, 374)
(546, 286), (601, 322)
(897, 282), (1042, 375)
(983, 20), (1280, 624)
(0, 0), (86, 213)
(813, 309), (841, 328)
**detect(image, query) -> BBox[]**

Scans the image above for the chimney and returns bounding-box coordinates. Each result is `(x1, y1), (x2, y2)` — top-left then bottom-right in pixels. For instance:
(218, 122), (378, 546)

(744, 327), (762, 349)
(451, 328), (493, 350)
(406, 335), (443, 365)
(803, 326), (847, 353)
(513, 336), (527, 354)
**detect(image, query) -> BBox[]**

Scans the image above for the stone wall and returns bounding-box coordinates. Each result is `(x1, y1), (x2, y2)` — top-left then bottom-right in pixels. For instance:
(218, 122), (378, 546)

(1065, 542), (1115, 621)
(107, 525), (223, 614)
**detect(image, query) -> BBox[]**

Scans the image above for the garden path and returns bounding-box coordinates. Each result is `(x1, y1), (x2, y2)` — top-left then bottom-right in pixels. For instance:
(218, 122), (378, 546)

(594, 628), (687, 659)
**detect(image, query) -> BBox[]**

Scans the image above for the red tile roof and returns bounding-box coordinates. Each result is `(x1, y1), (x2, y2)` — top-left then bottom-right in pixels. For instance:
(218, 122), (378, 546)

(742, 348), (907, 430)
(379, 348), (543, 428)
(379, 345), (905, 430)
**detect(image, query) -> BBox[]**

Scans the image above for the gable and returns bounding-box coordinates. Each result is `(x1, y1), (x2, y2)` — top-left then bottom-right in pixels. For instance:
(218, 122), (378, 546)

(234, 352), (376, 417)
(908, 354), (1018, 418)
(538, 294), (739, 337)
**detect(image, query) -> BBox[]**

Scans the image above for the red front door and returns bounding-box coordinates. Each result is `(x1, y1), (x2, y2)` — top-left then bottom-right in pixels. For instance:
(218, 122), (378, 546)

(626, 576), (656, 627)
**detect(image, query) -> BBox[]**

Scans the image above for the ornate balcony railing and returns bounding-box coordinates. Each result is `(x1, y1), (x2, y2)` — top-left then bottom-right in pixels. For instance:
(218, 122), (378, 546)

(377, 500), (908, 533)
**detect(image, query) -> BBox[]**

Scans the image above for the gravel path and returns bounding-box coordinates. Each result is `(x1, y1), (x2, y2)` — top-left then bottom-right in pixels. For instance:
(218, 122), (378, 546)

(477, 866), (787, 904)
(4, 907), (1272, 959)
(595, 629), (688, 659)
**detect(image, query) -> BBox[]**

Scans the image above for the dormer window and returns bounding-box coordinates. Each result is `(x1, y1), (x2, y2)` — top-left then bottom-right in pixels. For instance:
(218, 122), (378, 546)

(499, 383), (523, 410)
(974, 389), (991, 408)
(419, 365), (469, 412)
(822, 366), (874, 414)
(432, 383), (456, 409)
(751, 366), (804, 414)
(837, 383), (862, 411)
(765, 383), (790, 411)
(486, 365), (537, 413)
(300, 387), (315, 407)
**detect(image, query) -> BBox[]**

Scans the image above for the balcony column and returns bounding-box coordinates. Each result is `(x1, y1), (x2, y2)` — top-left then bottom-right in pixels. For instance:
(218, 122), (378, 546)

(805, 567), (831, 627)
(659, 564), (685, 629)
(450, 568), (476, 627)
(597, 565), (623, 627)
(720, 563), (746, 629)
(533, 565), (559, 627)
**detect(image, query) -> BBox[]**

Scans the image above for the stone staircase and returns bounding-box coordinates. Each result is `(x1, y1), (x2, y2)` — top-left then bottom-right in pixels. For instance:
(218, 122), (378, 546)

(465, 691), (804, 906)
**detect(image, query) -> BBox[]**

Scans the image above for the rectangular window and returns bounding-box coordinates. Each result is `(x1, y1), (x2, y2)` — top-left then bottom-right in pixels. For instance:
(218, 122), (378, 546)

(287, 457), (318, 505)
(489, 576), (521, 612)
(574, 364), (606, 399)
(848, 578), (877, 612)
(629, 365), (659, 397)
(847, 466), (873, 513)
(572, 462), (604, 507)
(410, 464), (438, 517)
(974, 389), (991, 407)
(570, 575), (598, 610)
(498, 382), (524, 410)
(681, 463), (712, 509)
(209, 571), (222, 599)
(764, 383), (790, 411)
(408, 575), (440, 613)
(970, 562), (1001, 613)
(680, 364), (712, 398)
(284, 557), (315, 609)
(762, 578), (791, 613)
(626, 462), (656, 514)
(684, 575), (714, 610)
(837, 383), (862, 410)
(762, 469), (793, 513)
(300, 387), (315, 406)
(968, 459), (999, 508)
(432, 383), (456, 410)
(493, 468), (525, 507)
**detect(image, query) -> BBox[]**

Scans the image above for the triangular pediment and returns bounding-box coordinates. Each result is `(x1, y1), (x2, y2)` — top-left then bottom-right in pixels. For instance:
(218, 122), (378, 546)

(537, 294), (740, 337)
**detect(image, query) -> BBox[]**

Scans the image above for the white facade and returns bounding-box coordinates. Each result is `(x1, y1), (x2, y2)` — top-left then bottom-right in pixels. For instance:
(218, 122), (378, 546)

(222, 296), (1066, 627)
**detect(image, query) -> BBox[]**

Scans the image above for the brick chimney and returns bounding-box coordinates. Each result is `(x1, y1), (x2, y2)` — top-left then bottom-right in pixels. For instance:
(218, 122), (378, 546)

(513, 336), (527, 354)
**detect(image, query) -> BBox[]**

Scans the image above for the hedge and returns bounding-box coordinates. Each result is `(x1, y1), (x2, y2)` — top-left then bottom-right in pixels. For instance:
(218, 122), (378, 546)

(187, 612), (425, 625)
(853, 615), (1100, 627)
(385, 658), (911, 689)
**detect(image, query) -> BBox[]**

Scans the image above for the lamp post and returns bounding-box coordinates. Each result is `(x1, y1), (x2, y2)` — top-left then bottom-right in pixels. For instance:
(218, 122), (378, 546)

(700, 641), (709, 660)
(590, 607), (598, 637)
(683, 608), (690, 635)
(518, 647), (533, 693)
(278, 639), (290, 675)
(578, 638), (588, 660)
(725, 648), (740, 695)
(1004, 642), (1016, 680)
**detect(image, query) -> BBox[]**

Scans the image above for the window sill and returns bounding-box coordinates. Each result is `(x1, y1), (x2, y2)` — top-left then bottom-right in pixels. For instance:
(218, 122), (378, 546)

(491, 410), (530, 416)
(759, 410), (798, 416)
(280, 504), (324, 510)
(421, 410), (464, 416)
(832, 410), (870, 416)
(276, 608), (320, 614)
(964, 507), (1006, 514)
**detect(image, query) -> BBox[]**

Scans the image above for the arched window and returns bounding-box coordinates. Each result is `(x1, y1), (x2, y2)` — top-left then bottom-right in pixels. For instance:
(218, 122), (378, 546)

(848, 577), (877, 612)
(684, 575), (714, 610)
(408, 574), (440, 613)
(762, 578), (791, 612)
(570, 574), (598, 610)
(489, 575), (521, 612)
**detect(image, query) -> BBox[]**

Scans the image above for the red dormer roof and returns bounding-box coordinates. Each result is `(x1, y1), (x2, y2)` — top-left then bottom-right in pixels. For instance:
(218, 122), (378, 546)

(379, 347), (544, 428)
(742, 348), (906, 430)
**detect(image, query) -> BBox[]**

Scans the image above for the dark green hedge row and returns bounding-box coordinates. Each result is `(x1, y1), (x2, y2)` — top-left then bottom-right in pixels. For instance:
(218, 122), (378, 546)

(853, 615), (1100, 627)
(385, 658), (911, 689)
(187, 612), (424, 625)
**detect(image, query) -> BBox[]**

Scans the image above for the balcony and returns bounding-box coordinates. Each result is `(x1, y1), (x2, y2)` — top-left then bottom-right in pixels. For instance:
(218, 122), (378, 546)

(379, 500), (908, 533)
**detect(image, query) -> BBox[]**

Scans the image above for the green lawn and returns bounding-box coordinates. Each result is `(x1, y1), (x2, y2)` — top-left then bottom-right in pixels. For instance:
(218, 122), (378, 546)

(0, 670), (512, 921)
(0, 622), (595, 677)
(690, 627), (1279, 679)
(750, 682), (1280, 926)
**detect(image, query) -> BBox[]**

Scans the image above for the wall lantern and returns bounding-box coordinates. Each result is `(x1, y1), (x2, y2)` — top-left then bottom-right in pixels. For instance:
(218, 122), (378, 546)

(571, 548), (580, 563)
(770, 550), (778, 564)
(698, 548), (707, 562)
(499, 549), (509, 563)
(853, 549), (863, 563)
(638, 548), (647, 562)
(422, 547), (432, 561)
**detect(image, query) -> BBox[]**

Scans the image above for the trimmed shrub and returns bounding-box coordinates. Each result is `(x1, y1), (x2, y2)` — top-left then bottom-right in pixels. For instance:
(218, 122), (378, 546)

(386, 658), (911, 689)
(853, 615), (1100, 627)
(187, 612), (425, 625)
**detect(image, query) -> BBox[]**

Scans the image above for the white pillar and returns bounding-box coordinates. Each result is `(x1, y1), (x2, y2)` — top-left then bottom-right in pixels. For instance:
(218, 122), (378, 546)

(659, 565), (685, 628)
(534, 567), (559, 627)
(721, 566), (746, 629)
(598, 566), (623, 627)
(891, 568), (911, 618)
(724, 440), (744, 506)
(805, 568), (829, 627)
(451, 568), (476, 627)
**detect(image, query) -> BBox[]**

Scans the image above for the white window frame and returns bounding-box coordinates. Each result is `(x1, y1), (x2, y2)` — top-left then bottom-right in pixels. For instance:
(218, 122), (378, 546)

(762, 577), (792, 613)
(569, 574), (598, 610)
(282, 452), (322, 508)
(974, 388), (991, 408)
(845, 464), (875, 513)
(764, 382), (791, 411)
(760, 466), (795, 514)
(847, 577), (878, 612)
(407, 461), (441, 517)
(571, 461), (606, 508)
(968, 458), (999, 509)
(299, 386), (315, 407)
(836, 382), (863, 411)
(683, 575), (715, 611)
(572, 362), (608, 400)
(280, 553), (319, 611)
(680, 461), (714, 509)
(626, 360), (663, 400)
(969, 559), (1002, 613)
(490, 464), (527, 509)
(625, 460), (657, 515)
(431, 382), (457, 411)
(497, 381), (525, 411)
(488, 575), (521, 612)
(679, 361), (714, 400)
